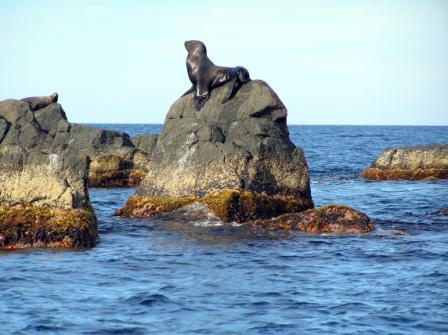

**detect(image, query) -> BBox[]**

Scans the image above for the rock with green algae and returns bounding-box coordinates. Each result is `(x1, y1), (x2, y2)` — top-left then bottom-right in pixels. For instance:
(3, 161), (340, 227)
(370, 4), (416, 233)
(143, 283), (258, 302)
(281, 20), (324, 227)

(0, 205), (97, 249)
(0, 150), (98, 249)
(88, 154), (146, 187)
(361, 144), (448, 180)
(115, 195), (197, 217)
(122, 79), (313, 220)
(247, 205), (374, 234)
(116, 189), (312, 222)
(202, 189), (312, 222)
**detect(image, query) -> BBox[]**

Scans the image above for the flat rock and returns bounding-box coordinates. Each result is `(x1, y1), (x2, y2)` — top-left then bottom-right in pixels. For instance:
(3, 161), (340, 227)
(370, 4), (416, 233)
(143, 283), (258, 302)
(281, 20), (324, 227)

(361, 144), (448, 180)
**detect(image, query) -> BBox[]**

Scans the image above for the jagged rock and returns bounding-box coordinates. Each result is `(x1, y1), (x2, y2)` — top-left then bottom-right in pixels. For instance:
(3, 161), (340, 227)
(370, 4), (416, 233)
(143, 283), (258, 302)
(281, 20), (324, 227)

(0, 99), (30, 123)
(0, 149), (97, 248)
(0, 99), (147, 187)
(248, 205), (374, 234)
(131, 134), (158, 155)
(361, 144), (448, 180)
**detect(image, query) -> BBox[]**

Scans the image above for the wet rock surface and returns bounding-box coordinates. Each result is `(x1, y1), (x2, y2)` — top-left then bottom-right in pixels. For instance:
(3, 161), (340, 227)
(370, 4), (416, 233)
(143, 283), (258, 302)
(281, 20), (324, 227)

(361, 144), (448, 180)
(248, 205), (374, 234)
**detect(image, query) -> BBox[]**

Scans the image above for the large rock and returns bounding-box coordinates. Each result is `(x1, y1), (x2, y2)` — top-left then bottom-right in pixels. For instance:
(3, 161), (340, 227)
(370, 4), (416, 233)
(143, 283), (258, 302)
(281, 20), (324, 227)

(0, 99), (148, 187)
(139, 80), (311, 199)
(361, 144), (448, 180)
(120, 80), (313, 220)
(0, 149), (97, 248)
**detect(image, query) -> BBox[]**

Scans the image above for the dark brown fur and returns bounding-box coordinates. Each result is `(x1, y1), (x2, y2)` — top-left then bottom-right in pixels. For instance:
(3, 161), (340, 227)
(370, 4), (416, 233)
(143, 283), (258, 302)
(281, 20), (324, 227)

(21, 92), (58, 111)
(183, 40), (250, 111)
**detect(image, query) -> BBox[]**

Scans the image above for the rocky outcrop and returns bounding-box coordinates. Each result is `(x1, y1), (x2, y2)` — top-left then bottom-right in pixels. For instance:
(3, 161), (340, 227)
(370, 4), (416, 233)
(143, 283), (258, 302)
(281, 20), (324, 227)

(0, 149), (97, 248)
(361, 144), (448, 180)
(122, 80), (313, 221)
(247, 205), (374, 234)
(0, 99), (149, 187)
(131, 134), (158, 155)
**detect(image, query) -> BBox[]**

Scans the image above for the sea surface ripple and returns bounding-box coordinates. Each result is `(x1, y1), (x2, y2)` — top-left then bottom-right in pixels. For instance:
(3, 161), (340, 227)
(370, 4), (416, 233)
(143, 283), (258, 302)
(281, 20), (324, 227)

(1, 125), (447, 334)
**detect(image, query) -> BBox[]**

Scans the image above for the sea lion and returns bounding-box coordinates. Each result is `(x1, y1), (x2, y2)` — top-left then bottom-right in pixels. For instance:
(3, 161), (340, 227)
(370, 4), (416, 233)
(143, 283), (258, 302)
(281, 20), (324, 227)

(183, 40), (250, 111)
(21, 92), (58, 111)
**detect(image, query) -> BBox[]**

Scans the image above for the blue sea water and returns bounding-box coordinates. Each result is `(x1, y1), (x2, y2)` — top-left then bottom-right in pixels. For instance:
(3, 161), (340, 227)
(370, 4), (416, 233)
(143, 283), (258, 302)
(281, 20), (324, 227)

(1, 124), (448, 335)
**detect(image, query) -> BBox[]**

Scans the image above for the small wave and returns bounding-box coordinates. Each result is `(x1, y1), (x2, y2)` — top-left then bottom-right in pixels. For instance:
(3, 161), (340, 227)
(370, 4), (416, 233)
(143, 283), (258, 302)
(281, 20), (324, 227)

(124, 292), (170, 306)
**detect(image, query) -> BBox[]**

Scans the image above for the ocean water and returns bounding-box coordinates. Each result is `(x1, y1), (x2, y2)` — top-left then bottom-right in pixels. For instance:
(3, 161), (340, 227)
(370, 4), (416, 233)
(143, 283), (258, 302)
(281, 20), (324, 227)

(1, 124), (448, 335)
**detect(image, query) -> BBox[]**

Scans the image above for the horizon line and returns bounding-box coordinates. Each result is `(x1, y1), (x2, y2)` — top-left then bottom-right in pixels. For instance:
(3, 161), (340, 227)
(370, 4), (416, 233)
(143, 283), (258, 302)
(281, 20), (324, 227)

(80, 122), (448, 127)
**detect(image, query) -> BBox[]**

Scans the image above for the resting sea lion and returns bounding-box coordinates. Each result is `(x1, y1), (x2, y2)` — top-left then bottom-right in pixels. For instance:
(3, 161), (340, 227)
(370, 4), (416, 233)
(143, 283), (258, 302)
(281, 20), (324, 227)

(183, 40), (250, 111)
(21, 92), (58, 111)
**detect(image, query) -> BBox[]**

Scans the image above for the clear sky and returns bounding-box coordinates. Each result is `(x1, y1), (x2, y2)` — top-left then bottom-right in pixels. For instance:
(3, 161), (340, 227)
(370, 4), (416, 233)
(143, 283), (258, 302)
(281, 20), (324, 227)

(1, 0), (447, 125)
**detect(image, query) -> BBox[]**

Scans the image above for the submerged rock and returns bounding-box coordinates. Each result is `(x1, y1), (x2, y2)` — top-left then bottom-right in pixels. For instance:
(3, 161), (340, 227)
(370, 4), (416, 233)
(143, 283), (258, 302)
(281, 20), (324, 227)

(361, 144), (448, 180)
(125, 79), (313, 220)
(438, 208), (448, 216)
(248, 205), (374, 234)
(0, 150), (97, 248)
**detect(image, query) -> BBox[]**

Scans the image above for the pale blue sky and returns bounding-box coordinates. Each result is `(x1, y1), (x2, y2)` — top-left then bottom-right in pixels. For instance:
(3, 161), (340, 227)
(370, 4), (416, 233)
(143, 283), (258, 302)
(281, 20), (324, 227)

(1, 0), (447, 125)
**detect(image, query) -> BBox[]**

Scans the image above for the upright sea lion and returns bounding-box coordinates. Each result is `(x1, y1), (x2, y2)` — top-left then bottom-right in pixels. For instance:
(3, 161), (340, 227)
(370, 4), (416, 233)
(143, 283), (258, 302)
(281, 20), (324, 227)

(21, 92), (58, 111)
(183, 40), (250, 111)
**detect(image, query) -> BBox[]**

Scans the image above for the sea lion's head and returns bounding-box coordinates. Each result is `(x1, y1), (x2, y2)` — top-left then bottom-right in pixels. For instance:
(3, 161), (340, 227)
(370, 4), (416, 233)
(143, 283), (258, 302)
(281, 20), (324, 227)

(51, 92), (58, 103)
(185, 40), (207, 55)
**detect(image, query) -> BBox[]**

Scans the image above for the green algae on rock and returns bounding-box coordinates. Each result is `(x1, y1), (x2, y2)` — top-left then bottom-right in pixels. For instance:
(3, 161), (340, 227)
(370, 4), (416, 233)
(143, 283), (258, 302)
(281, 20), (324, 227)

(361, 144), (448, 180)
(247, 205), (374, 234)
(115, 195), (197, 218)
(202, 189), (313, 222)
(0, 150), (98, 249)
(88, 154), (146, 187)
(0, 205), (97, 249)
(116, 189), (313, 222)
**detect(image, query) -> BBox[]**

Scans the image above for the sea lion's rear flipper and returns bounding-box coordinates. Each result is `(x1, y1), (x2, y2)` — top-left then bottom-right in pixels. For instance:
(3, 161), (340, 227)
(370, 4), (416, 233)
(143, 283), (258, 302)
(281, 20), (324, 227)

(181, 85), (195, 97)
(222, 77), (240, 104)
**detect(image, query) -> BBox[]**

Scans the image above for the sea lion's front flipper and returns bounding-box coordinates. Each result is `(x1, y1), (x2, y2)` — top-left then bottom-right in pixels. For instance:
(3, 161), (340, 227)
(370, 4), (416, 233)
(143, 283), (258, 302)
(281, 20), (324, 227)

(194, 92), (209, 111)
